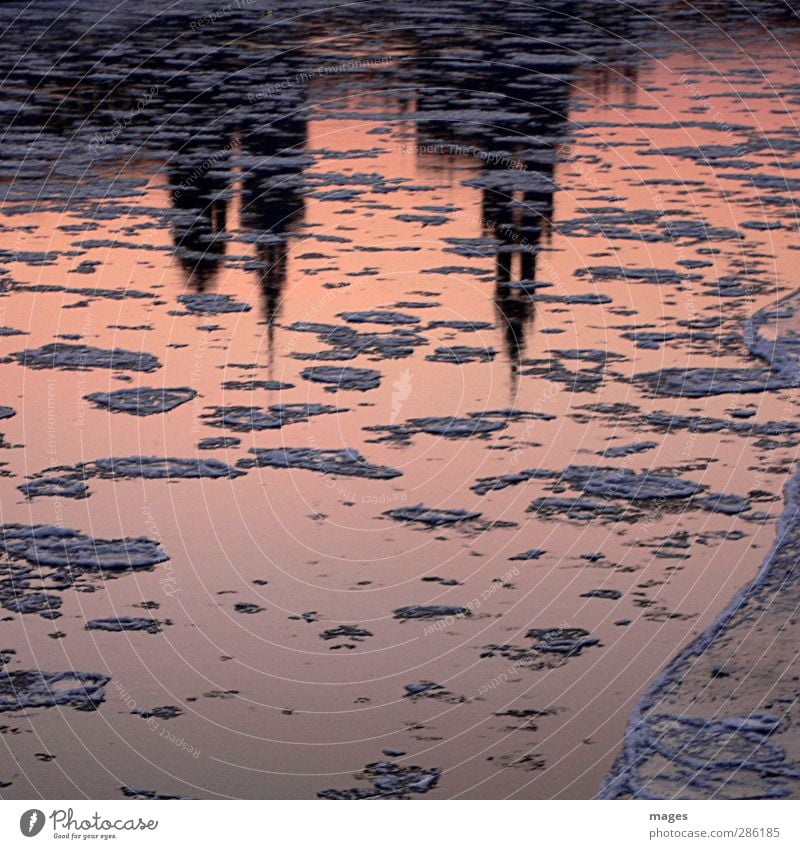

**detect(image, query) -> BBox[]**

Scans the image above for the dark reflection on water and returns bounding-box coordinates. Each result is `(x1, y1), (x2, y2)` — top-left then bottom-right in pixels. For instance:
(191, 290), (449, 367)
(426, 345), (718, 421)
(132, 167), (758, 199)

(2, 0), (792, 322)
(402, 12), (577, 384)
(239, 114), (307, 349)
(2, 0), (800, 802)
(168, 139), (233, 291)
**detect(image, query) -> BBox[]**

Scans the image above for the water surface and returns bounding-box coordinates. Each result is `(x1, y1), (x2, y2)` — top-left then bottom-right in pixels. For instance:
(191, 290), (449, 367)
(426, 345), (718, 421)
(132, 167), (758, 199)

(2, 0), (800, 799)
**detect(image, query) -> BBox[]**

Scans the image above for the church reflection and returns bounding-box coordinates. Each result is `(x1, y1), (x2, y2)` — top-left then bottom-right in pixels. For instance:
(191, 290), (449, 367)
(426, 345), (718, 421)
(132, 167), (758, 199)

(161, 64), (308, 356)
(409, 21), (576, 390)
(166, 137), (234, 291)
(239, 111), (307, 357)
(156, 0), (651, 383)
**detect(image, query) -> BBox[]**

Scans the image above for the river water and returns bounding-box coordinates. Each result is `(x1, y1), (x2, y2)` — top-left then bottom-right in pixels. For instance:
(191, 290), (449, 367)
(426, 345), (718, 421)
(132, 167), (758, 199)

(1, 0), (800, 799)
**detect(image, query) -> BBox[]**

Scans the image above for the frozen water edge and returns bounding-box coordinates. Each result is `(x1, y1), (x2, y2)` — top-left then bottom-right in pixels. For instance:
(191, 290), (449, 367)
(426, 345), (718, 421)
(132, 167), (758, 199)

(599, 467), (800, 799)
(600, 292), (800, 800)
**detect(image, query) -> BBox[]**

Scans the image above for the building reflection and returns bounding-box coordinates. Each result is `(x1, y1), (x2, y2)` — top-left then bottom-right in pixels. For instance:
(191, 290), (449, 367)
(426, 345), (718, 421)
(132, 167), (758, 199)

(165, 136), (234, 291)
(409, 12), (577, 390)
(159, 53), (309, 356)
(239, 111), (308, 358)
